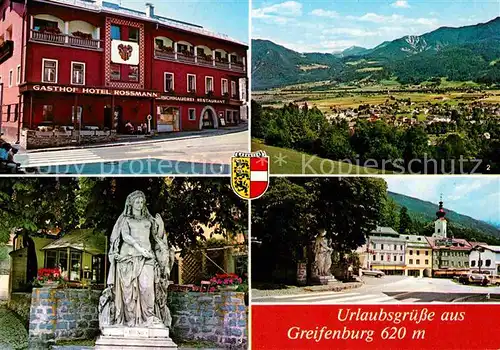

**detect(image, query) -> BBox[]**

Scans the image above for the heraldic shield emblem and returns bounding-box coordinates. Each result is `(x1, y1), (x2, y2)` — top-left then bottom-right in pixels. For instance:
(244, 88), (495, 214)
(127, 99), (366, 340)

(231, 151), (269, 200)
(118, 44), (133, 61)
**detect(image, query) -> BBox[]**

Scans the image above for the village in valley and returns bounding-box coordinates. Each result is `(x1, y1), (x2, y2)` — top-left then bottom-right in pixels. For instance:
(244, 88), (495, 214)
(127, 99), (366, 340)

(251, 1), (500, 174)
(325, 96), (500, 131)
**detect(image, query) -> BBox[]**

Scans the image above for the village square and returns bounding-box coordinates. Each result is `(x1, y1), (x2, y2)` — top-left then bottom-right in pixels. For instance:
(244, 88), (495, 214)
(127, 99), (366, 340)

(251, 177), (500, 304)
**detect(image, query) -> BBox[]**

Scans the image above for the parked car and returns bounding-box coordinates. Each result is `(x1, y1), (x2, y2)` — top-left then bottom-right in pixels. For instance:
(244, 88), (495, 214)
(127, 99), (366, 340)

(458, 273), (489, 286)
(489, 275), (500, 286)
(362, 269), (385, 278)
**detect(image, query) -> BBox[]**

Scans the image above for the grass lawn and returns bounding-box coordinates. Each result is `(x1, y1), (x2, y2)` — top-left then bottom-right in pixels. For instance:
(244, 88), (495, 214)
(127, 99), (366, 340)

(0, 305), (28, 350)
(251, 140), (386, 174)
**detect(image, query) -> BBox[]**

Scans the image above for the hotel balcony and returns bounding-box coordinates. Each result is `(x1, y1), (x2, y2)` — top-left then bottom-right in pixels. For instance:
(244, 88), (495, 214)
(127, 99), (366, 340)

(30, 30), (102, 50)
(154, 38), (246, 74)
(29, 15), (102, 51)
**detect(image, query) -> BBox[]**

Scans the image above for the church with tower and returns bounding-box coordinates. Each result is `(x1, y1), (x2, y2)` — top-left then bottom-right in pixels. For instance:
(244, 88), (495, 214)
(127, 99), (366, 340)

(433, 196), (447, 238)
(426, 197), (472, 277)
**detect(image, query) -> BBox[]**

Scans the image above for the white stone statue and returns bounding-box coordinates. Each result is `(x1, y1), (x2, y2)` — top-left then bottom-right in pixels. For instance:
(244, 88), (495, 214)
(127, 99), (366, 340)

(314, 229), (333, 276)
(103, 190), (176, 329)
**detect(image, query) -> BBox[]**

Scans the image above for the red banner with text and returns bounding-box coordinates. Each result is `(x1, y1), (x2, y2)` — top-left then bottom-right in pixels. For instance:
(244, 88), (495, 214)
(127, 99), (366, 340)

(252, 305), (499, 349)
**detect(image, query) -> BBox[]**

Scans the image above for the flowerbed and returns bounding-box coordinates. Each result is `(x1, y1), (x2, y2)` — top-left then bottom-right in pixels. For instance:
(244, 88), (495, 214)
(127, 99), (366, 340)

(210, 273), (243, 289)
(34, 268), (65, 286)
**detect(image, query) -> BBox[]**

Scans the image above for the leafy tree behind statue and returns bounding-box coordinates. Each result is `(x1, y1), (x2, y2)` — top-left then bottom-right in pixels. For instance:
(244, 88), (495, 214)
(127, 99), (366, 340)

(0, 178), (247, 253)
(0, 178), (79, 243)
(251, 177), (386, 283)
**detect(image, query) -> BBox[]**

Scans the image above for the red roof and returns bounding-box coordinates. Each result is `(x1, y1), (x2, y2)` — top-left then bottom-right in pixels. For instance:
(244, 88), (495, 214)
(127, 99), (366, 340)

(425, 237), (472, 250)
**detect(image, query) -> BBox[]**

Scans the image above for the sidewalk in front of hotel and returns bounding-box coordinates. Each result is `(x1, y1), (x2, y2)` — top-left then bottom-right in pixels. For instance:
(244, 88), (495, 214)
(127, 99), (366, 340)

(16, 122), (248, 154)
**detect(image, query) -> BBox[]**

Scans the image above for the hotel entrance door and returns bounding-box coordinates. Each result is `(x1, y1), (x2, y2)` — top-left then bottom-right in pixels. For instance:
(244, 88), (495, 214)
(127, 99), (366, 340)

(202, 109), (215, 129)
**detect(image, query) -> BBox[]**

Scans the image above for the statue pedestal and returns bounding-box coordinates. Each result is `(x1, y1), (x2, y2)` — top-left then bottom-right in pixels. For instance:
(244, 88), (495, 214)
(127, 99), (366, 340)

(95, 327), (178, 349)
(312, 275), (337, 285)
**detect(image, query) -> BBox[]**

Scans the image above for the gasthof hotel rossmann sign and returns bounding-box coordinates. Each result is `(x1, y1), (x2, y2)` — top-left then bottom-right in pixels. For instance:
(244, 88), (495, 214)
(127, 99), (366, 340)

(26, 85), (233, 103)
(27, 84), (159, 98)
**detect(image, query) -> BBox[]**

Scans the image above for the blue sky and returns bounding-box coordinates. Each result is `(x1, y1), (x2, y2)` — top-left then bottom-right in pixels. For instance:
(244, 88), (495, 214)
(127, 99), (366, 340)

(252, 0), (500, 52)
(119, 0), (249, 43)
(383, 177), (500, 225)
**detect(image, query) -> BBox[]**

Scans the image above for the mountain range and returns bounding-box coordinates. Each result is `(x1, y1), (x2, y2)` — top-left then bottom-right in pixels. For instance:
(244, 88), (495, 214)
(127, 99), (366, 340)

(334, 46), (370, 58)
(388, 191), (500, 239)
(252, 17), (500, 90)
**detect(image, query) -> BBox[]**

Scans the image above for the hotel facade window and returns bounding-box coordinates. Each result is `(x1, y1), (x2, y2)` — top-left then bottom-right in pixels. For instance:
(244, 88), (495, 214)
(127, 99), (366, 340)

(188, 108), (196, 121)
(8, 69), (12, 87)
(187, 74), (196, 92)
(111, 25), (121, 40)
(128, 27), (139, 42)
(178, 43), (189, 53)
(222, 78), (228, 95)
(71, 62), (85, 85)
(164, 72), (174, 92)
(34, 18), (57, 32)
(16, 65), (20, 85)
(128, 66), (139, 82)
(110, 64), (121, 81)
(231, 80), (236, 97)
(42, 59), (58, 83)
(205, 76), (213, 94)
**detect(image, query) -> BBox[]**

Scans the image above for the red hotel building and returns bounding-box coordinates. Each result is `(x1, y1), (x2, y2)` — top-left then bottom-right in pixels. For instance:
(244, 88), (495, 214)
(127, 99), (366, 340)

(0, 0), (248, 148)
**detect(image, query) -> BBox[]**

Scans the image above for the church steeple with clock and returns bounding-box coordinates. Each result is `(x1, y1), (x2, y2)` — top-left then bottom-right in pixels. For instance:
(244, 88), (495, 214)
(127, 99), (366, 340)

(433, 194), (447, 238)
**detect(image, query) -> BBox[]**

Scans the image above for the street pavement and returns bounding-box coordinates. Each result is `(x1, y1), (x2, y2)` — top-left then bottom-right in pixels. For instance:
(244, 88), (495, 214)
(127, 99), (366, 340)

(15, 130), (248, 174)
(252, 276), (500, 304)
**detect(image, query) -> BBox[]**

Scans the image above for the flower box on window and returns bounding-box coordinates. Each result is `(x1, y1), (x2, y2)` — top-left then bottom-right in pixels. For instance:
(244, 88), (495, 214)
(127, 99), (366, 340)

(188, 89), (196, 94)
(40, 27), (62, 35)
(223, 92), (229, 97)
(206, 90), (214, 97)
(72, 31), (93, 40)
(181, 50), (194, 57)
(216, 57), (228, 63)
(159, 46), (174, 53)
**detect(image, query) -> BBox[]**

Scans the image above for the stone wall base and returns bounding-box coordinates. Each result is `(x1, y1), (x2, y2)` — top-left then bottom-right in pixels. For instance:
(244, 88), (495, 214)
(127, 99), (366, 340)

(20, 129), (118, 149)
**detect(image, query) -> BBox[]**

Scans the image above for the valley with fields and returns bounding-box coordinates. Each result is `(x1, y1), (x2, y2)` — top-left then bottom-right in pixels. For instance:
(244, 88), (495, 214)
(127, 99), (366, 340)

(252, 16), (500, 174)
